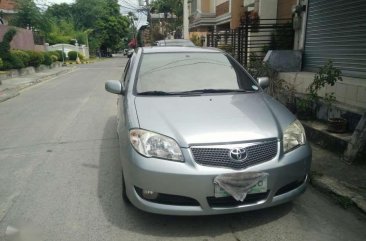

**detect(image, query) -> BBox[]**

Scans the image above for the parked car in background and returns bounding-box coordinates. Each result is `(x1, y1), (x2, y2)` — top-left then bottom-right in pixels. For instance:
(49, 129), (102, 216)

(105, 46), (312, 215)
(155, 39), (195, 47)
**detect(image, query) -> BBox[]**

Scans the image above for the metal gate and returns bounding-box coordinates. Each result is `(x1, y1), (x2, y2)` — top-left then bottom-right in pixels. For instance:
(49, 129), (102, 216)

(207, 19), (294, 67)
(303, 0), (366, 78)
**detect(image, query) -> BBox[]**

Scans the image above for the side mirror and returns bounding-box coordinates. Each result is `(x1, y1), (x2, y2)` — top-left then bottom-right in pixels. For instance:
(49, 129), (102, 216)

(257, 77), (269, 89)
(127, 50), (134, 58)
(105, 80), (124, 95)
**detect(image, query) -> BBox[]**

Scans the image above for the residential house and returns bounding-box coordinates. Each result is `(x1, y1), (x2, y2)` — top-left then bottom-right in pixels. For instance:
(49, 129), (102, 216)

(0, 0), (42, 51)
(189, 0), (365, 109)
(0, 0), (17, 25)
(269, 0), (366, 162)
(189, 0), (243, 42)
(150, 12), (178, 40)
(279, 0), (366, 110)
(188, 0), (365, 160)
(189, 0), (295, 45)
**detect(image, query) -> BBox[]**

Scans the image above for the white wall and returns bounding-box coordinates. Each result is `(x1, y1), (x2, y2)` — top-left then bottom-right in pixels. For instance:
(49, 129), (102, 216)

(259, 0), (278, 20)
(46, 44), (90, 59)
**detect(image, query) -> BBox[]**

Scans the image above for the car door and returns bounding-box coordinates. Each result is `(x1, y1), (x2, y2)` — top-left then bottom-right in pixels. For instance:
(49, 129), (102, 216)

(117, 59), (130, 135)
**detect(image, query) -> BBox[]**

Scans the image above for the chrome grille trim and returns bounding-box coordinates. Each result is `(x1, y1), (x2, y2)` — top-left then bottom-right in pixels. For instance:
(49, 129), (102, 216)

(190, 140), (278, 169)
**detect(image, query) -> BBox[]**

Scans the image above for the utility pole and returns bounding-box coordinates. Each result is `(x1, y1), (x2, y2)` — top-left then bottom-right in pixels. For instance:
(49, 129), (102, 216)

(183, 0), (189, 39)
(146, 0), (151, 26)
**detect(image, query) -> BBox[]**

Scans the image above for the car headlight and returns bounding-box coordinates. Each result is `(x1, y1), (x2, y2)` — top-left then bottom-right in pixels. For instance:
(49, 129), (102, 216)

(129, 129), (184, 162)
(283, 120), (306, 153)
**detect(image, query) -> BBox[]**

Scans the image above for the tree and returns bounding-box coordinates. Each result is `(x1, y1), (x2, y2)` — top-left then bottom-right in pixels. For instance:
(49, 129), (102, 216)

(11, 0), (133, 55)
(151, 0), (183, 20)
(44, 3), (74, 23)
(11, 0), (51, 34)
(0, 28), (25, 70)
(70, 0), (130, 53)
(0, 28), (17, 60)
(94, 15), (130, 52)
(46, 20), (85, 45)
(150, 0), (183, 38)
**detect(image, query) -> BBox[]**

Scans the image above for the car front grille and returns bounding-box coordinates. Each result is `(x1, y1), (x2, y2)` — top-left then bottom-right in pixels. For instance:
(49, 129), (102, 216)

(190, 140), (278, 169)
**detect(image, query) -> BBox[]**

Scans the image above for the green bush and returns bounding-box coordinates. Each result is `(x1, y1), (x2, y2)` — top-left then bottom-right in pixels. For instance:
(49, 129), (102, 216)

(78, 53), (84, 60)
(42, 52), (53, 66)
(0, 28), (17, 60)
(68, 51), (78, 60)
(190, 33), (201, 46)
(11, 50), (30, 66)
(25, 51), (45, 67)
(2, 54), (25, 70)
(55, 50), (66, 61)
(51, 55), (59, 62)
(0, 58), (3, 68)
(48, 50), (64, 61)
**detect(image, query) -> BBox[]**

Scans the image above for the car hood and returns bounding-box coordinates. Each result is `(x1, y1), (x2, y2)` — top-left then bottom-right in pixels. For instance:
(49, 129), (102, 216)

(134, 93), (294, 147)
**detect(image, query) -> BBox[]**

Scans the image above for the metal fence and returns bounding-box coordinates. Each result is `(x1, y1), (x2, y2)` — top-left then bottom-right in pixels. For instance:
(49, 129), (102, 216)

(207, 19), (294, 67)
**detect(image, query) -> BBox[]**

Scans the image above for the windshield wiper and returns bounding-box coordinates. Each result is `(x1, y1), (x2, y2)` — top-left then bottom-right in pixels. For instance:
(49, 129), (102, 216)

(138, 91), (178, 96)
(179, 89), (251, 94)
(138, 89), (256, 96)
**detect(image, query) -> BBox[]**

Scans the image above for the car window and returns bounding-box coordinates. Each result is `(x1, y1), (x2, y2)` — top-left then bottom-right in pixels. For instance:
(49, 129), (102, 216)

(121, 59), (130, 84)
(136, 52), (257, 93)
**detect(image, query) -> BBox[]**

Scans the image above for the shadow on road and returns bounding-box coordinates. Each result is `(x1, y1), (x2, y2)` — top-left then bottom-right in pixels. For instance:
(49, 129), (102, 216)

(98, 117), (293, 238)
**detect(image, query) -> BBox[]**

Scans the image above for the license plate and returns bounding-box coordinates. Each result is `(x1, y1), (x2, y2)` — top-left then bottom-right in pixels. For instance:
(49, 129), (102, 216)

(214, 177), (267, 198)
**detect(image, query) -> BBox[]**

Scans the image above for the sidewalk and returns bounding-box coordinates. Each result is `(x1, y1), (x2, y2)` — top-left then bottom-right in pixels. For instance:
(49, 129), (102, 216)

(0, 67), (365, 214)
(311, 143), (366, 213)
(0, 66), (75, 103)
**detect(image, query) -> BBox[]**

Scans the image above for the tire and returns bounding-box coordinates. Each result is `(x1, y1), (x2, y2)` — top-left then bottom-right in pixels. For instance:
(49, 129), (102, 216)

(121, 171), (131, 204)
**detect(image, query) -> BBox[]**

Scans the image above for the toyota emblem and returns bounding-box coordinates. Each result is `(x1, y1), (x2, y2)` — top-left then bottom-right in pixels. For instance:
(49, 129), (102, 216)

(229, 148), (247, 161)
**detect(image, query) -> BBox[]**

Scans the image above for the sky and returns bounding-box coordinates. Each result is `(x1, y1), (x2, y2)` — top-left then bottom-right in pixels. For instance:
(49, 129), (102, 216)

(42, 0), (148, 28)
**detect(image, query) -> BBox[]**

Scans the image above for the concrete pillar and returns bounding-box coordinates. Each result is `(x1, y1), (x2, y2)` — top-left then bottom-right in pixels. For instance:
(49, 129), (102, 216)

(343, 113), (366, 164)
(298, 0), (308, 50)
(183, 0), (189, 39)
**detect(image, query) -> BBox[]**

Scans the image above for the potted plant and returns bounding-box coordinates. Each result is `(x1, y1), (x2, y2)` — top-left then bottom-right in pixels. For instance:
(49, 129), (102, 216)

(295, 96), (314, 120)
(324, 92), (347, 133)
(308, 60), (346, 132)
(283, 82), (297, 114)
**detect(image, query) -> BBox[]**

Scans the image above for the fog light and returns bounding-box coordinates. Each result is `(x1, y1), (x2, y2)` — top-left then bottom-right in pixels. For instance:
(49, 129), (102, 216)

(142, 189), (159, 200)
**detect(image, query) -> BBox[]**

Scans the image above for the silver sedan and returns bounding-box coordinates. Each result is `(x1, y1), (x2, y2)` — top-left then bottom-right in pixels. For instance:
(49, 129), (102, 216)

(105, 47), (311, 215)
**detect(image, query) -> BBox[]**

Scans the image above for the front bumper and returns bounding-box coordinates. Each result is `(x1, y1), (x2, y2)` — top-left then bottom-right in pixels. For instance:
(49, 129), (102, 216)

(122, 143), (311, 215)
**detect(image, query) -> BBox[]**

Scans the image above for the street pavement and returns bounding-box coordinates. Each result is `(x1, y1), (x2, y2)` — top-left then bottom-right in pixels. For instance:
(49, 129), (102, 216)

(0, 57), (365, 241)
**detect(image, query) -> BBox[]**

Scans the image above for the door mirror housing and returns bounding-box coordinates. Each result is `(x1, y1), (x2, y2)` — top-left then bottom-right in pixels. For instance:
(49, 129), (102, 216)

(257, 77), (269, 89)
(105, 80), (124, 95)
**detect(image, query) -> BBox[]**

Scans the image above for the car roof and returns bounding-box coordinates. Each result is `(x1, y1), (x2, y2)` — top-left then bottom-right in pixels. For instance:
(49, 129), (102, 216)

(157, 39), (192, 43)
(156, 39), (195, 46)
(142, 46), (222, 54)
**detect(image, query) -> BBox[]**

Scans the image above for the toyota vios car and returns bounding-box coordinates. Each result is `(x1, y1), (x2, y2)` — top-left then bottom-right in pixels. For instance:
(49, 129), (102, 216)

(105, 47), (311, 215)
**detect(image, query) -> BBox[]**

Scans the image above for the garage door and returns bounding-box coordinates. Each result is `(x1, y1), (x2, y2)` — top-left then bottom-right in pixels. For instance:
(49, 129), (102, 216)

(303, 0), (366, 78)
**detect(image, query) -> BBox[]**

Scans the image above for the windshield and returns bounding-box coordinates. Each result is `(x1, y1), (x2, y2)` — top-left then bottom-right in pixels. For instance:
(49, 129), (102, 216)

(136, 52), (258, 94)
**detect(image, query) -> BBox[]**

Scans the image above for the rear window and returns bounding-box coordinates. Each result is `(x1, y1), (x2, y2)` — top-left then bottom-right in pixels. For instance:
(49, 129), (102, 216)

(136, 52), (257, 93)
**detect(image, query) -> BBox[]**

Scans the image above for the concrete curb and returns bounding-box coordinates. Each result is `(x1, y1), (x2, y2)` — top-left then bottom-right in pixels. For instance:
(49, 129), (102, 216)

(15, 68), (75, 92)
(311, 175), (366, 214)
(0, 89), (20, 103)
(0, 67), (75, 103)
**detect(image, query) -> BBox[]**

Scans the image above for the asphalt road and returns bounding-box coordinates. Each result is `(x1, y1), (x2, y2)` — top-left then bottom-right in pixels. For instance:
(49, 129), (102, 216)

(0, 57), (365, 241)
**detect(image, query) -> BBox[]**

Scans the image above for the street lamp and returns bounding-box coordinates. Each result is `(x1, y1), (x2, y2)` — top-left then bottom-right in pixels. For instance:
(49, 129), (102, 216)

(71, 38), (79, 62)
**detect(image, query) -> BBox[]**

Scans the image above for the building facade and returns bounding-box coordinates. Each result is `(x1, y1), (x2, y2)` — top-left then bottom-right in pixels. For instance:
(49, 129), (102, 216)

(0, 0), (17, 25)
